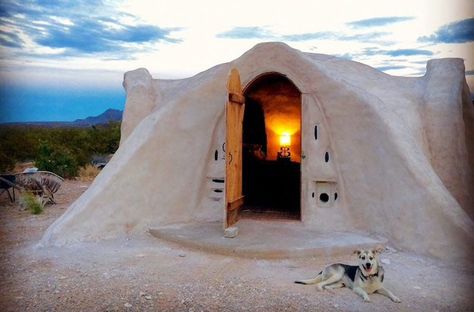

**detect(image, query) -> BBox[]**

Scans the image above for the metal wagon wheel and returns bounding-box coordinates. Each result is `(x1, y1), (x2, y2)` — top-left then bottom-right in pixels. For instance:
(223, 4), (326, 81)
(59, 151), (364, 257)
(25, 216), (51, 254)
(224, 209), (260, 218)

(15, 171), (64, 204)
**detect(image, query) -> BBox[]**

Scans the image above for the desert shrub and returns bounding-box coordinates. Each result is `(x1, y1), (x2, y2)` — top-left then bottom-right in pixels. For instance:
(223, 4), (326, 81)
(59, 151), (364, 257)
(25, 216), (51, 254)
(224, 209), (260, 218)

(0, 126), (38, 171)
(0, 150), (15, 173)
(0, 122), (121, 177)
(35, 141), (79, 178)
(20, 192), (44, 214)
(78, 164), (101, 181)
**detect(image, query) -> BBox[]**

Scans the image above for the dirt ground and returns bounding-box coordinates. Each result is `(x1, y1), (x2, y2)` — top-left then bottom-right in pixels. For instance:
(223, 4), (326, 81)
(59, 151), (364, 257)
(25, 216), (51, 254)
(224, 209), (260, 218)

(0, 180), (473, 312)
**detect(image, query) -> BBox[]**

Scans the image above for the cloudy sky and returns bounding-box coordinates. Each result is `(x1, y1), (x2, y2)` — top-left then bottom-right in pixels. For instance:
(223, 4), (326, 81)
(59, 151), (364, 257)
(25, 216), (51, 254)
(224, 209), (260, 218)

(0, 0), (473, 122)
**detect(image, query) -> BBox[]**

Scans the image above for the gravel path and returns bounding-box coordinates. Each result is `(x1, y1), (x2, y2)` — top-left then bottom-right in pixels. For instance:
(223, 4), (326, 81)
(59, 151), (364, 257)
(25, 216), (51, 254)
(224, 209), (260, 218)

(1, 180), (473, 311)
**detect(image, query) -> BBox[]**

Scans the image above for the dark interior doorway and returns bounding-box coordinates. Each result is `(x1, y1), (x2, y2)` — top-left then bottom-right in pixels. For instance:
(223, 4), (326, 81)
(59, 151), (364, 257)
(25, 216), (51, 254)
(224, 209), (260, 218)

(241, 73), (301, 220)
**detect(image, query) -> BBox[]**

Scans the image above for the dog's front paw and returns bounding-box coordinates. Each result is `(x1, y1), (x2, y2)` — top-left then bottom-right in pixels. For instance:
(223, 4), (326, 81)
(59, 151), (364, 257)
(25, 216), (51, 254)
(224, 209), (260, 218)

(363, 297), (371, 303)
(392, 296), (401, 303)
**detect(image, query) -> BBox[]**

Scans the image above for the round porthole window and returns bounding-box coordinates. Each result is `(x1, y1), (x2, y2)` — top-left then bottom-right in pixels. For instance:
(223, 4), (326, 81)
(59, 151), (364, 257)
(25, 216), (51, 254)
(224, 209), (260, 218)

(319, 193), (329, 203)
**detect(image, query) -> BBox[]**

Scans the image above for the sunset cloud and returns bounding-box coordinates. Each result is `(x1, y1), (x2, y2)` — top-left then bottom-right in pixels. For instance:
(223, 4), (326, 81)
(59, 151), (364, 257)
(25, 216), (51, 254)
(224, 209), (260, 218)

(419, 18), (474, 44)
(0, 0), (181, 57)
(347, 16), (415, 28)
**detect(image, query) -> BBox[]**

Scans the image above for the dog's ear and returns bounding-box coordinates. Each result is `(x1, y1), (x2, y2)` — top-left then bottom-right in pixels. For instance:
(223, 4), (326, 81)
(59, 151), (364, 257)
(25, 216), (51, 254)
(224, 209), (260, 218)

(353, 249), (362, 256)
(372, 246), (384, 255)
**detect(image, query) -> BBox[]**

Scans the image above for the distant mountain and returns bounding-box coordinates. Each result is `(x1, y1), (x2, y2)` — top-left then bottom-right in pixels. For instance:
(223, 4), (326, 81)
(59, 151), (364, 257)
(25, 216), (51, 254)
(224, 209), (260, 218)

(1, 109), (123, 127)
(73, 109), (123, 126)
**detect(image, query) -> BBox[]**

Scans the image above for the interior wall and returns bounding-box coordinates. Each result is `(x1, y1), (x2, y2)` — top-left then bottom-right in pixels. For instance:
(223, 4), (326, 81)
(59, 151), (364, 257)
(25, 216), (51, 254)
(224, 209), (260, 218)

(244, 74), (301, 162)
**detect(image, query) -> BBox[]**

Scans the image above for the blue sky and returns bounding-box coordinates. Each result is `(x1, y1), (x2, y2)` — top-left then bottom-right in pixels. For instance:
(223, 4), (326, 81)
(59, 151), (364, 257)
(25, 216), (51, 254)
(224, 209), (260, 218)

(0, 0), (473, 122)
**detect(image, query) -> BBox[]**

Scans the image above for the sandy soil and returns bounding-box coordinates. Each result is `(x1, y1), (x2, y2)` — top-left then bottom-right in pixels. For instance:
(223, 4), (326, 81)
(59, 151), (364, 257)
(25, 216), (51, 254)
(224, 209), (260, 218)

(0, 180), (473, 312)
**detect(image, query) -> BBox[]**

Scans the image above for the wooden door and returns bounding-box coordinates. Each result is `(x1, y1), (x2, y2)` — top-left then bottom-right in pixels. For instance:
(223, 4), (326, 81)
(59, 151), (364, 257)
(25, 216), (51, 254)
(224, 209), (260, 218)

(225, 68), (245, 229)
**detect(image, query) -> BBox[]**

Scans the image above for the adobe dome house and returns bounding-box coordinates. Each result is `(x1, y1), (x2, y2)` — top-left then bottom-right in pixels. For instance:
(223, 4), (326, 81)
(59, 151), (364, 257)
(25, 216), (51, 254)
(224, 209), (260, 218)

(41, 42), (474, 262)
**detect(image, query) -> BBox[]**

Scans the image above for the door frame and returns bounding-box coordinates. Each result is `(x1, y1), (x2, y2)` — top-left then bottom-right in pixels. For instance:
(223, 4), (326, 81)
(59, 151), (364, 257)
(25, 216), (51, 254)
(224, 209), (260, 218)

(225, 69), (306, 233)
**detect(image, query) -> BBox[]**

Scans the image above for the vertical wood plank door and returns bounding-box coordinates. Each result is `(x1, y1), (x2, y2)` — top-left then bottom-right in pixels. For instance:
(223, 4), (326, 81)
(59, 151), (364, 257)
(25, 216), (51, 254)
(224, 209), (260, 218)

(225, 68), (245, 229)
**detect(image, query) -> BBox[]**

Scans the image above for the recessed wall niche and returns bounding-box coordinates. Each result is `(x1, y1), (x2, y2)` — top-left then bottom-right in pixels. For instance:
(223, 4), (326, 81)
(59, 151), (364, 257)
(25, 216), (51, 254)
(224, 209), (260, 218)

(313, 181), (337, 208)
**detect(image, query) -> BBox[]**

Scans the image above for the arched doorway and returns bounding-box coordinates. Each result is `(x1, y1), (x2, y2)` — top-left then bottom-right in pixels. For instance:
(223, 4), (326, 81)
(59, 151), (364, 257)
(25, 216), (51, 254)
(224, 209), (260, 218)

(241, 73), (301, 219)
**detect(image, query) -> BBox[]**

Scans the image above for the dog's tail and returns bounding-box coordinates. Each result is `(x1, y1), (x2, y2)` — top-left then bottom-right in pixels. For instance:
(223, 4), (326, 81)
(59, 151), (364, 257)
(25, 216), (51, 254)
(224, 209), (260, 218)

(294, 271), (323, 285)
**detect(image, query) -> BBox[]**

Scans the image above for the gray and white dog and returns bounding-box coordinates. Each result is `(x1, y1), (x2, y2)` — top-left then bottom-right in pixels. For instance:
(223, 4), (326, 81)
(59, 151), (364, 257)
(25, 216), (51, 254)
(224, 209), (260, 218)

(295, 248), (401, 303)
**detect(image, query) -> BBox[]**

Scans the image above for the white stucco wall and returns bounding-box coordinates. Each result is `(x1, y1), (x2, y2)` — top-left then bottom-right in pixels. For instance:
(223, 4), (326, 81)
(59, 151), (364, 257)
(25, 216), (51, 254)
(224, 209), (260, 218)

(40, 43), (474, 263)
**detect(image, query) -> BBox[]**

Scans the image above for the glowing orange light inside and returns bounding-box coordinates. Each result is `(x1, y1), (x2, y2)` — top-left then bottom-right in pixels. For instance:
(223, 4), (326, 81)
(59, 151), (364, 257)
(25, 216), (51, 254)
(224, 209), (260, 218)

(280, 133), (291, 147)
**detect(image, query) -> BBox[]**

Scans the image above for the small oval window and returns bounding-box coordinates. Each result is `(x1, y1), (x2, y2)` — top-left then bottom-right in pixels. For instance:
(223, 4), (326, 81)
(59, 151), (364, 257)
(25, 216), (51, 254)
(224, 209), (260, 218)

(214, 150), (219, 161)
(314, 125), (318, 140)
(319, 193), (329, 203)
(325, 152), (329, 162)
(334, 192), (338, 201)
(312, 192), (315, 198)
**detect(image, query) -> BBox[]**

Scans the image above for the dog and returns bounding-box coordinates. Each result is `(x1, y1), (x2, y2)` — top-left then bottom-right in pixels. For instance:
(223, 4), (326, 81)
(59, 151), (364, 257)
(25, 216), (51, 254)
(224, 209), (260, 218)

(295, 248), (401, 303)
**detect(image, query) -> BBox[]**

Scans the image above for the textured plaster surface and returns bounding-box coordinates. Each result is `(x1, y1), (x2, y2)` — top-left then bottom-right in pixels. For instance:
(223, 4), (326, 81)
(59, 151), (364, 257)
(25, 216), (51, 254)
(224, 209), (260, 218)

(40, 43), (474, 263)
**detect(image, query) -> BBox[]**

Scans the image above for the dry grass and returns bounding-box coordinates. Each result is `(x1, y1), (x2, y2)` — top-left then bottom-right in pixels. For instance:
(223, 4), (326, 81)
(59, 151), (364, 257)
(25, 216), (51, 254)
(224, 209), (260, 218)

(78, 164), (101, 181)
(19, 192), (44, 214)
(13, 161), (35, 173)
